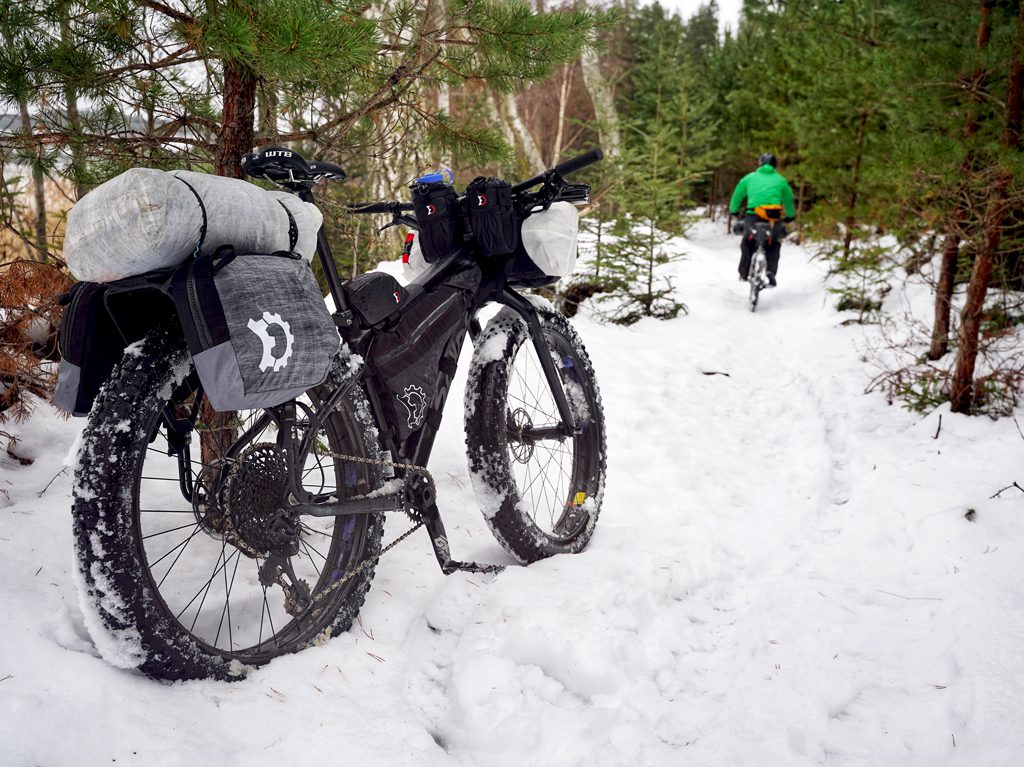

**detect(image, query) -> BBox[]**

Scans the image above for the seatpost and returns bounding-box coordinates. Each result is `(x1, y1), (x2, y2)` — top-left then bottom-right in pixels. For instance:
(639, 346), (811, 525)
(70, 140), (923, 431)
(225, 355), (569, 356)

(297, 187), (354, 326)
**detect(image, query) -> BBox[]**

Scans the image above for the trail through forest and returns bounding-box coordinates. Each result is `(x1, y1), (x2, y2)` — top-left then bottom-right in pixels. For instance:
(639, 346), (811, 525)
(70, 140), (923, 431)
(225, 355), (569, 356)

(3, 221), (1024, 766)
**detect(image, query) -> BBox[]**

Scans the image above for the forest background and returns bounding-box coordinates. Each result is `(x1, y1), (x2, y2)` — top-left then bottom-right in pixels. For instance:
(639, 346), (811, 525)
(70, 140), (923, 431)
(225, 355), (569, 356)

(1, 0), (1024, 435)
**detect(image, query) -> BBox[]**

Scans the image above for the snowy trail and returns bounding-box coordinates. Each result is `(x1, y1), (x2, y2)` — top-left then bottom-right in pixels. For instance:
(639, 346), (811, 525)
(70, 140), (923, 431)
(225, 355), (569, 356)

(4, 220), (1024, 766)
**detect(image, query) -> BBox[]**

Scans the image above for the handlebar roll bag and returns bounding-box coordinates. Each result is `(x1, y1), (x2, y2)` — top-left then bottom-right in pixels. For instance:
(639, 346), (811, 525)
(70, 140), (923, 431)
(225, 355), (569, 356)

(411, 182), (462, 263)
(65, 168), (323, 283)
(465, 176), (518, 257)
(169, 250), (339, 411)
(506, 201), (580, 288)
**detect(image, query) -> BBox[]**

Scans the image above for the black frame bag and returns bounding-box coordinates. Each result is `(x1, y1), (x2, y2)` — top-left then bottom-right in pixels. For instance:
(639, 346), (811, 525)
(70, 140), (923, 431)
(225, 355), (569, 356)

(412, 182), (462, 263)
(465, 176), (518, 257)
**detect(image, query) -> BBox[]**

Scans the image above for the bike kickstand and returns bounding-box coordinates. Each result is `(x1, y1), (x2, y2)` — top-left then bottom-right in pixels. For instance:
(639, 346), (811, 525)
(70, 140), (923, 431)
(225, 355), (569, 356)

(407, 473), (506, 576)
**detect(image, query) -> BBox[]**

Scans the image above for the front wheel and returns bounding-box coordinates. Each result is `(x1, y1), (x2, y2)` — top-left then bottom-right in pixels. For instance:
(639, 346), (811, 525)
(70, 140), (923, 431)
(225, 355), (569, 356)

(465, 304), (606, 563)
(72, 325), (385, 680)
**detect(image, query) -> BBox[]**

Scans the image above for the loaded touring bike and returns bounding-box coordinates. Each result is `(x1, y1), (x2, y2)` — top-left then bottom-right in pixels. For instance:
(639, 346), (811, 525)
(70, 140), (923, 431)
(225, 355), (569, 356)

(69, 147), (607, 681)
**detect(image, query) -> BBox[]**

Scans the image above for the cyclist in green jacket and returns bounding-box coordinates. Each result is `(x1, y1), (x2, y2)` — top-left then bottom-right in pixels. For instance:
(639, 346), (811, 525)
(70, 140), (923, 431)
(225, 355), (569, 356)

(729, 153), (796, 287)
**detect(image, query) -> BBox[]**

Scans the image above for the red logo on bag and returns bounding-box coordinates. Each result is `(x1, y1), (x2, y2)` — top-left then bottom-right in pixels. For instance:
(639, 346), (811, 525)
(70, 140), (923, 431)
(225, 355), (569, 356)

(477, 194), (487, 207)
(393, 291), (402, 304)
(426, 204), (436, 216)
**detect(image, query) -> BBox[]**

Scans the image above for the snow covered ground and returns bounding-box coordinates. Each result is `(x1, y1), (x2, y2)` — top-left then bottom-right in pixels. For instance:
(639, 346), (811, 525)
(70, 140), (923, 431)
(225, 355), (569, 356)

(3, 220), (1024, 766)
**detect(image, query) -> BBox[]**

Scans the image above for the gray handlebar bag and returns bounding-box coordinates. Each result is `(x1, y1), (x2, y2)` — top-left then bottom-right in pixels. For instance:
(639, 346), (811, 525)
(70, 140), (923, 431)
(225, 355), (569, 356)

(65, 169), (323, 283)
(169, 250), (339, 411)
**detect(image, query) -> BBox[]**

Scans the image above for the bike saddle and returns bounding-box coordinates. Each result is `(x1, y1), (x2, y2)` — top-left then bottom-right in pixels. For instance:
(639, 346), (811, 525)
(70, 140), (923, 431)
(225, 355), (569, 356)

(242, 146), (347, 186)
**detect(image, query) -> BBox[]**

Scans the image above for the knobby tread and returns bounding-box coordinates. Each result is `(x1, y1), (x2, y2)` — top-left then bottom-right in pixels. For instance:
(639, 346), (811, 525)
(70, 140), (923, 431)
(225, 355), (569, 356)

(72, 324), (384, 681)
(464, 305), (607, 564)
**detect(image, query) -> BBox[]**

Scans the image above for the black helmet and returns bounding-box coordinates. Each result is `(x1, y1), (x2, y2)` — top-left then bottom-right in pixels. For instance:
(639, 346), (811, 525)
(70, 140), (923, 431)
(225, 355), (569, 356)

(758, 153), (777, 168)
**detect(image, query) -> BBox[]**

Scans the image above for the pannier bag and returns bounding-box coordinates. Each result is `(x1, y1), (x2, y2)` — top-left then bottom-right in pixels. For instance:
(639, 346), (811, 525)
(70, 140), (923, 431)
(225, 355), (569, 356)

(169, 249), (339, 411)
(343, 271), (409, 327)
(65, 168), (324, 283)
(411, 181), (462, 263)
(53, 276), (175, 416)
(465, 176), (518, 257)
(507, 201), (580, 288)
(53, 282), (124, 417)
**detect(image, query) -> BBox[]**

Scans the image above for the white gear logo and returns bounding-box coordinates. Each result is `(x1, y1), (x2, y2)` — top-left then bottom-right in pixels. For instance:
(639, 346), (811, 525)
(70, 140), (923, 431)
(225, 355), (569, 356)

(246, 311), (295, 372)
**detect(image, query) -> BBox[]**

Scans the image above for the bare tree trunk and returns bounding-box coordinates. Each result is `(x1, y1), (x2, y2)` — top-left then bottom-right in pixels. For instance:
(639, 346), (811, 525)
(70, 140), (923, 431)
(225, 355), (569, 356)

(258, 81), (279, 141)
(494, 92), (544, 171)
(206, 57), (257, 463)
(550, 65), (573, 166)
(215, 59), (257, 178)
(949, 1), (1023, 412)
(17, 99), (47, 261)
(580, 47), (620, 158)
(60, 11), (86, 200)
(949, 173), (1010, 412)
(842, 110), (869, 262)
(927, 2), (993, 359)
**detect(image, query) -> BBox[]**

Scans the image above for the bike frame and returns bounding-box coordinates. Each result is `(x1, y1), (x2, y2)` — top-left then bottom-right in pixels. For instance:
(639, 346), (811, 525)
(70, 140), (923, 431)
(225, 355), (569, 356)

(274, 187), (580, 573)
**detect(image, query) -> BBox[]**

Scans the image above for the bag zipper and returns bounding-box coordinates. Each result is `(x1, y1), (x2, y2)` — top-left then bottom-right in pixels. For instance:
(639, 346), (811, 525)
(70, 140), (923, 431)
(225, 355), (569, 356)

(186, 267), (213, 350)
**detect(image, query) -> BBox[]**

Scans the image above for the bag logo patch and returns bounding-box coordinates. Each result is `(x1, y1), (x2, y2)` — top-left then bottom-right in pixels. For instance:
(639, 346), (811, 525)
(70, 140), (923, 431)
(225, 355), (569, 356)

(397, 384), (427, 428)
(426, 204), (437, 216)
(476, 194), (487, 207)
(247, 311), (295, 372)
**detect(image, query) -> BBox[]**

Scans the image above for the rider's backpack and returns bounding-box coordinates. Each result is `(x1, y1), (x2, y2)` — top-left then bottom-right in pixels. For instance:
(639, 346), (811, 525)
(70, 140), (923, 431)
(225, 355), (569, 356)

(506, 201), (580, 288)
(411, 181), (463, 263)
(465, 176), (518, 257)
(169, 248), (339, 411)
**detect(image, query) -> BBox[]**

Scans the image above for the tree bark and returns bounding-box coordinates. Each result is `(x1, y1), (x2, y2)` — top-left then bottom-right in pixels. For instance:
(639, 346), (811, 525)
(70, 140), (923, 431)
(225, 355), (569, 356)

(17, 99), (47, 261)
(948, 1), (1023, 412)
(580, 47), (620, 158)
(215, 59), (257, 178)
(927, 1), (992, 358)
(928, 226), (961, 359)
(842, 110), (869, 262)
(949, 172), (1010, 412)
(60, 11), (86, 200)
(206, 57), (257, 462)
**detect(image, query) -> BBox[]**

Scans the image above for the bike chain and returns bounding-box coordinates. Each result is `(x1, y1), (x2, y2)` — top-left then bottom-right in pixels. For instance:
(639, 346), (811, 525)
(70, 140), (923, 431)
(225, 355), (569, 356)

(296, 450), (432, 613)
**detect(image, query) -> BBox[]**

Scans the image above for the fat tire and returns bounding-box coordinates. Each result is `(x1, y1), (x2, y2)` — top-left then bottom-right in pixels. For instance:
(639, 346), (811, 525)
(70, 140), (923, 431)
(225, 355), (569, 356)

(464, 304), (606, 563)
(72, 324), (384, 681)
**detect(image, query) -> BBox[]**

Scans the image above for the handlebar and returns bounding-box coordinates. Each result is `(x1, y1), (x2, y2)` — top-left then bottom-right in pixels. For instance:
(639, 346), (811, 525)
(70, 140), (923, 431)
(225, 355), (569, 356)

(511, 148), (604, 193)
(348, 201), (415, 215)
(347, 147), (602, 219)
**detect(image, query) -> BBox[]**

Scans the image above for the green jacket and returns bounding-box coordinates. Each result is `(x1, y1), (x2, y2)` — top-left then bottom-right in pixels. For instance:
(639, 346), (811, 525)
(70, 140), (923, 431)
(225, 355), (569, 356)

(729, 165), (796, 218)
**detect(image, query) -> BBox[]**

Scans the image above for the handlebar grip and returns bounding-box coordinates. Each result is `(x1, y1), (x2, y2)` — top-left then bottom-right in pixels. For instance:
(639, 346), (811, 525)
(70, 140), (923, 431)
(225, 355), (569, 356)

(553, 147), (604, 178)
(511, 147), (603, 192)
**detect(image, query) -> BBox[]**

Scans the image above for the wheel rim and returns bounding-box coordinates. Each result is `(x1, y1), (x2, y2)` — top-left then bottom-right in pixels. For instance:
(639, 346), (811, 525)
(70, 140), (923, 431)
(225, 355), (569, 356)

(132, 386), (374, 664)
(504, 328), (600, 542)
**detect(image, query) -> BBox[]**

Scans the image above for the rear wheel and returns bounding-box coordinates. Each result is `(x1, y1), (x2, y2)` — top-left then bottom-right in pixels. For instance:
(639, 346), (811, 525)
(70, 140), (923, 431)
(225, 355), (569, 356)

(72, 325), (384, 680)
(465, 305), (606, 563)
